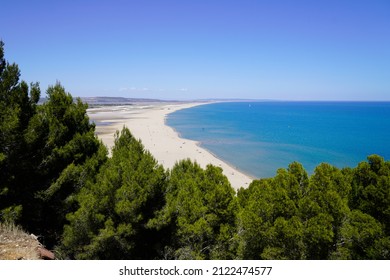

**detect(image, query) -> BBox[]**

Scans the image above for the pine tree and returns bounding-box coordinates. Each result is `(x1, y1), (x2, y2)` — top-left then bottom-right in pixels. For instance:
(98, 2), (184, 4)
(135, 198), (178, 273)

(148, 160), (238, 259)
(61, 128), (167, 259)
(1, 41), (104, 247)
(0, 40), (41, 223)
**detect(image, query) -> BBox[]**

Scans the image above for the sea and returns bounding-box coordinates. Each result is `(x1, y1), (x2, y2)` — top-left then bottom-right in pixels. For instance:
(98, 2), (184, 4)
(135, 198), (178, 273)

(166, 101), (390, 179)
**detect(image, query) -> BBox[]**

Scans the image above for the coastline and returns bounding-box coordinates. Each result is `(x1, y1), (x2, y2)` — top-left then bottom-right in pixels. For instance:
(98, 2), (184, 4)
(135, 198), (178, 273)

(87, 102), (253, 189)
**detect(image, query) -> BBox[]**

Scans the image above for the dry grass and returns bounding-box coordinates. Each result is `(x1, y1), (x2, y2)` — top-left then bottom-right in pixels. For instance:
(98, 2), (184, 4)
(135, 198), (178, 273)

(0, 223), (41, 260)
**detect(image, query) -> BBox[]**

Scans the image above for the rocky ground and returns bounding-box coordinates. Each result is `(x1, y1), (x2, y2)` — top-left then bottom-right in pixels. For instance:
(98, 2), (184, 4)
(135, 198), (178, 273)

(0, 223), (54, 260)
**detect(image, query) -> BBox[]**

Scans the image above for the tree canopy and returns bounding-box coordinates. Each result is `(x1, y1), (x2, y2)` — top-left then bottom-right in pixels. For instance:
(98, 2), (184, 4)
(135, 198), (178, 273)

(0, 41), (105, 247)
(61, 128), (166, 259)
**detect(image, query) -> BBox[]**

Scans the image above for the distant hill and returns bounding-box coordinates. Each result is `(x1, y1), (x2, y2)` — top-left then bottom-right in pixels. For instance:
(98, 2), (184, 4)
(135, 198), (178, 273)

(80, 96), (167, 105)
(39, 96), (176, 106)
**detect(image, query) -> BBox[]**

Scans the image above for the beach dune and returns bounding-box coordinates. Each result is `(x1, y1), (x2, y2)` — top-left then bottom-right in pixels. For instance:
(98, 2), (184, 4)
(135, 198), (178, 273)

(88, 103), (253, 190)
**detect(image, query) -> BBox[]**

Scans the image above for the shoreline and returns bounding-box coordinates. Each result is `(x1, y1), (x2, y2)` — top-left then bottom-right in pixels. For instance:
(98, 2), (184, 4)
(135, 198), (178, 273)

(87, 102), (254, 189)
(168, 120), (257, 180)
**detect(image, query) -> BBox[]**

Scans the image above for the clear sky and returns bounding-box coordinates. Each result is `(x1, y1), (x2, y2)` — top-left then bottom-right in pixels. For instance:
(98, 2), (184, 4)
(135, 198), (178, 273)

(1, 0), (389, 100)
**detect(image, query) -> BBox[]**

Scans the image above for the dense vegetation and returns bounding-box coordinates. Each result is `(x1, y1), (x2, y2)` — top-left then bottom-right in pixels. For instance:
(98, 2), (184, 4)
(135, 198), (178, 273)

(1, 41), (389, 259)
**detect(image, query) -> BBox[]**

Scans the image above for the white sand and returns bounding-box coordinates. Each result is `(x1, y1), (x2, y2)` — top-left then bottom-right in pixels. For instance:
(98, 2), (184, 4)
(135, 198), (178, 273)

(87, 103), (253, 189)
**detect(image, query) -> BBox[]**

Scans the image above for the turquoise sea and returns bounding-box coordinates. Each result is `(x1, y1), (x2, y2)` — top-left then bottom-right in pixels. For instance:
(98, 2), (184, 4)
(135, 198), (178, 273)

(166, 102), (390, 178)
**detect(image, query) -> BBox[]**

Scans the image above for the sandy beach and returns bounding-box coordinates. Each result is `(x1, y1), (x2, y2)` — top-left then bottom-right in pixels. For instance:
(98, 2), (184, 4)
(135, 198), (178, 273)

(87, 102), (253, 189)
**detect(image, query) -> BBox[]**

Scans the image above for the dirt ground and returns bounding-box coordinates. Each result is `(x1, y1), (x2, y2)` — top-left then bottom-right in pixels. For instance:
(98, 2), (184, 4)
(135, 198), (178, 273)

(0, 223), (42, 260)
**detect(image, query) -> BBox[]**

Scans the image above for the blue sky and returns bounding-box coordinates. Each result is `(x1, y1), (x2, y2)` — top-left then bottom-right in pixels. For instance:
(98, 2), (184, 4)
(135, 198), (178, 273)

(1, 0), (389, 100)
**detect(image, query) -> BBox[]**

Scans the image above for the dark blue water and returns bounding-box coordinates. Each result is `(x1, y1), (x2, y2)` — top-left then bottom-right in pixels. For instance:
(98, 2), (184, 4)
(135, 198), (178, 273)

(167, 102), (390, 178)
